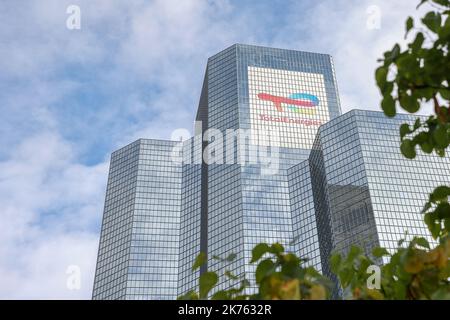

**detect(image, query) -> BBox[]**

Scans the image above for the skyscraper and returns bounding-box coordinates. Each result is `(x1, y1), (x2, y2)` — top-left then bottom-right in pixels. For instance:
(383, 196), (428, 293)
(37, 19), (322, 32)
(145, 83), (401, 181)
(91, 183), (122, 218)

(92, 140), (182, 300)
(194, 44), (341, 294)
(92, 44), (450, 299)
(310, 110), (450, 263)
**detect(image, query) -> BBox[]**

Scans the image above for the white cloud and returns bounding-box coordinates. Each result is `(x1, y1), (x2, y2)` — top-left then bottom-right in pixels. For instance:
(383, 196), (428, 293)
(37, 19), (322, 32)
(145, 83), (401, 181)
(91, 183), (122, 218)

(0, 234), (99, 300)
(0, 131), (108, 299)
(111, 0), (253, 141)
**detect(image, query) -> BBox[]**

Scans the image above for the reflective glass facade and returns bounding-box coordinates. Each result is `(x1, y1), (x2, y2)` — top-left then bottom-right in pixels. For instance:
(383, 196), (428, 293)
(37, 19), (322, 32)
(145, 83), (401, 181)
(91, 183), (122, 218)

(92, 141), (140, 299)
(93, 44), (450, 300)
(93, 139), (182, 300)
(309, 110), (450, 278)
(204, 44), (342, 293)
(287, 160), (322, 272)
(178, 137), (202, 295)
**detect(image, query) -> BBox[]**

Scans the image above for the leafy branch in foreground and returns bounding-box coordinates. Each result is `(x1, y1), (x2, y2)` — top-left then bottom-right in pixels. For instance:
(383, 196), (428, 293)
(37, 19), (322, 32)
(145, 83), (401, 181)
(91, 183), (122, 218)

(249, 243), (331, 300)
(376, 0), (450, 160)
(376, 0), (450, 239)
(178, 243), (331, 300)
(179, 232), (450, 300)
(331, 236), (450, 300)
(177, 252), (249, 300)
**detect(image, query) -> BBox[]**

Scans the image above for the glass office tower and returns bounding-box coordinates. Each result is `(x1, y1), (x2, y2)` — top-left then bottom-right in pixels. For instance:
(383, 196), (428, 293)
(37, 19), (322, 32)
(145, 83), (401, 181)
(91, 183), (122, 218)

(201, 44), (342, 293)
(308, 109), (450, 281)
(92, 44), (450, 299)
(92, 139), (182, 300)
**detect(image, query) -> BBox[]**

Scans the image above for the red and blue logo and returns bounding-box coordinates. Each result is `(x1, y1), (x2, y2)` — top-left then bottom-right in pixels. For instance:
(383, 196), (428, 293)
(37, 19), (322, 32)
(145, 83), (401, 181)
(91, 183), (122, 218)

(257, 92), (319, 115)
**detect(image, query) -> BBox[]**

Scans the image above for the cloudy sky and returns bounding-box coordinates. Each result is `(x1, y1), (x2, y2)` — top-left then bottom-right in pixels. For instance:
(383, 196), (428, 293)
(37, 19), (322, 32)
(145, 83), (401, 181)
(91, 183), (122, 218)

(0, 0), (432, 299)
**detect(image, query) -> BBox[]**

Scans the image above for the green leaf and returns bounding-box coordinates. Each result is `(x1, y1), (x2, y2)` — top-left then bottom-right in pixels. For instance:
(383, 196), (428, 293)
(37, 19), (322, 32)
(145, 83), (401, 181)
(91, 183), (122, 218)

(414, 237), (430, 249)
(415, 131), (429, 144)
(432, 125), (449, 148)
(177, 290), (199, 300)
(372, 247), (390, 258)
(424, 212), (436, 236)
(424, 212), (432, 225)
(269, 243), (285, 254)
(431, 0), (450, 7)
(431, 185), (450, 201)
(427, 217), (442, 239)
(385, 44), (401, 64)
(431, 288), (450, 300)
(413, 118), (422, 131)
(192, 252), (207, 271)
(444, 218), (450, 232)
(393, 281), (407, 299)
(406, 17), (414, 37)
(250, 243), (270, 263)
(422, 201), (432, 213)
(440, 10), (450, 38)
(400, 123), (412, 138)
(305, 266), (323, 279)
(413, 118), (421, 130)
(411, 32), (425, 52)
(211, 290), (229, 300)
(415, 87), (435, 100)
(241, 279), (251, 288)
(281, 254), (300, 277)
(282, 252), (300, 264)
(435, 148), (445, 157)
(330, 253), (342, 274)
(420, 141), (434, 153)
(376, 66), (388, 91)
(400, 139), (417, 159)
(347, 246), (362, 262)
(338, 268), (353, 287)
(358, 255), (372, 273)
(399, 94), (420, 113)
(439, 88), (450, 100)
(435, 202), (450, 219)
(199, 271), (218, 299)
(382, 94), (396, 117)
(255, 259), (275, 283)
(422, 11), (442, 34)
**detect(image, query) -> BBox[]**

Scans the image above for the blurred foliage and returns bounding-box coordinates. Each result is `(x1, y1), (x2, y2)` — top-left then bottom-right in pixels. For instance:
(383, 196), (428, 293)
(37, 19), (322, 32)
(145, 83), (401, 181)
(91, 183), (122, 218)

(248, 243), (331, 300)
(178, 234), (450, 300)
(376, 0), (450, 155)
(331, 236), (450, 300)
(178, 243), (331, 300)
(376, 0), (450, 240)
